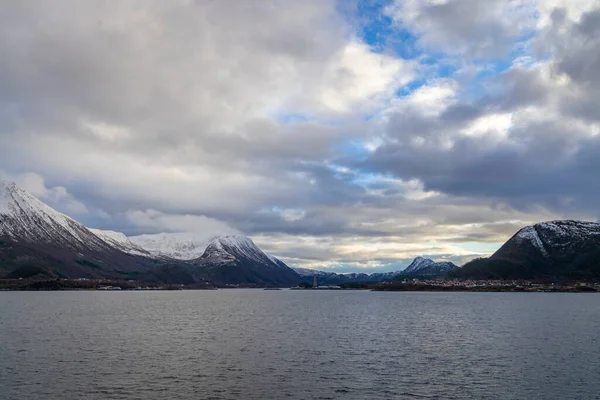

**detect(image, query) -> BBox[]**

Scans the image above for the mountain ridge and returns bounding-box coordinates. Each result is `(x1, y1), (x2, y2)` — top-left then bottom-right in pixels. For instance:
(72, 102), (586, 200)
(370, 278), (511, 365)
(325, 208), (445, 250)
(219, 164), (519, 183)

(452, 220), (600, 280)
(193, 236), (302, 286)
(0, 180), (159, 279)
(0, 181), (300, 285)
(4, 180), (600, 284)
(127, 233), (207, 260)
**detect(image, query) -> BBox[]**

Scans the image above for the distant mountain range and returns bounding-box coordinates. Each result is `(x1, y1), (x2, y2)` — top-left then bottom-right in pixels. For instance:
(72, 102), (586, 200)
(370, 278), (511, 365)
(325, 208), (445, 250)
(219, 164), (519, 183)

(2, 180), (599, 284)
(293, 257), (458, 285)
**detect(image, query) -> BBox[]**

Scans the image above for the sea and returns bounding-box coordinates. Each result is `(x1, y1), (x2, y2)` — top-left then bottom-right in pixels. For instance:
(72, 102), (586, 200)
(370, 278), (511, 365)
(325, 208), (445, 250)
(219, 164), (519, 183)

(1, 290), (599, 400)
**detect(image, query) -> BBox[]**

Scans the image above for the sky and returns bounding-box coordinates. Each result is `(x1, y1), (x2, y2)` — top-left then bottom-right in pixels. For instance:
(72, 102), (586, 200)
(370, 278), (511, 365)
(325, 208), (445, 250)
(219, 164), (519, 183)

(1, 0), (599, 272)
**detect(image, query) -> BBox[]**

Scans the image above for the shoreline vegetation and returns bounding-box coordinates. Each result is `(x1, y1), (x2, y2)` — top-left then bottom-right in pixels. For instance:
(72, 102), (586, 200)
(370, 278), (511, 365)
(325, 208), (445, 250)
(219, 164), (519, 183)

(0, 277), (598, 292)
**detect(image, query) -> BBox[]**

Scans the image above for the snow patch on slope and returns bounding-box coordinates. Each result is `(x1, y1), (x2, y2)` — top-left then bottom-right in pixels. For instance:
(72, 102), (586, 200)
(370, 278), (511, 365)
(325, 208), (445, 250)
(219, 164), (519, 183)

(515, 225), (548, 257)
(90, 228), (150, 257)
(128, 233), (208, 260)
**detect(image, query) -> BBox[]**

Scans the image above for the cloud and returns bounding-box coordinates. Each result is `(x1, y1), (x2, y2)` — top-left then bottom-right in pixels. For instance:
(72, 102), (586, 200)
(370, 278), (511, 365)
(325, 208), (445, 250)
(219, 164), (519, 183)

(124, 209), (240, 237)
(386, 0), (538, 58)
(1, 1), (599, 272)
(365, 4), (600, 217)
(318, 40), (416, 112)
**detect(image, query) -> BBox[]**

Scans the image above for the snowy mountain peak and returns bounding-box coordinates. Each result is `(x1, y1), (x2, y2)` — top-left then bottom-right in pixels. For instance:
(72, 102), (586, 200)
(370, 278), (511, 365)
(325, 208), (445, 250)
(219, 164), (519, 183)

(1, 180), (40, 216)
(194, 235), (301, 286)
(403, 257), (435, 274)
(208, 235), (259, 255)
(402, 256), (457, 276)
(0, 180), (102, 249)
(200, 235), (272, 266)
(0, 179), (18, 194)
(513, 220), (600, 258)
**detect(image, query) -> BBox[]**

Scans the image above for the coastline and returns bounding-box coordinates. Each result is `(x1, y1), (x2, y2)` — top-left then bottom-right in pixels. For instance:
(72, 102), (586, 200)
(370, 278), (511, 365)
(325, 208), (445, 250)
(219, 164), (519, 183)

(1, 278), (598, 292)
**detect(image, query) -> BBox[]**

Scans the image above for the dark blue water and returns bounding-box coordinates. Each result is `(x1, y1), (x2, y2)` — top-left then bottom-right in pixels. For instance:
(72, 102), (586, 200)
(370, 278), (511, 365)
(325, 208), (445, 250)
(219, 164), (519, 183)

(1, 290), (599, 399)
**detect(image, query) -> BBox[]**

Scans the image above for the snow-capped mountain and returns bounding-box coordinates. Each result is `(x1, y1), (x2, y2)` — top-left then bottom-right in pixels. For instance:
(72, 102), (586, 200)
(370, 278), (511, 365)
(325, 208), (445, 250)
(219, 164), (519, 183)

(128, 233), (207, 260)
(89, 228), (150, 257)
(402, 257), (457, 276)
(268, 255), (293, 270)
(0, 180), (300, 285)
(402, 257), (435, 274)
(199, 236), (271, 265)
(455, 220), (600, 279)
(1, 180), (108, 250)
(0, 180), (156, 278)
(194, 236), (302, 286)
(512, 220), (600, 257)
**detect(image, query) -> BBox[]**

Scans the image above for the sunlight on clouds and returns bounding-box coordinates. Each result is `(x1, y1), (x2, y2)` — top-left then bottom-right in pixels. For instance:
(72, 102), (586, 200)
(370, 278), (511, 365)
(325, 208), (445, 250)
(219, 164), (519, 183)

(254, 231), (494, 272)
(319, 41), (415, 112)
(461, 113), (513, 138)
(363, 137), (384, 152)
(386, 79), (458, 117)
(352, 173), (441, 201)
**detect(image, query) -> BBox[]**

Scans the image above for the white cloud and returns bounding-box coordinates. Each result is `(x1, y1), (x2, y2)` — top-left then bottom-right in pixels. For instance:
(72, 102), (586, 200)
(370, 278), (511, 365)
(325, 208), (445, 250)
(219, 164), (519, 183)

(461, 113), (513, 138)
(386, 0), (538, 58)
(318, 41), (416, 113)
(404, 79), (458, 115)
(125, 208), (240, 237)
(1, 0), (599, 272)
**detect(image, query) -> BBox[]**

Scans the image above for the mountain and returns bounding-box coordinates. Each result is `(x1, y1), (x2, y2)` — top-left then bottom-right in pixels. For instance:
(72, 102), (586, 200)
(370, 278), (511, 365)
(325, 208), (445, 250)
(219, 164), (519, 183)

(193, 236), (302, 286)
(0, 181), (310, 286)
(402, 257), (434, 274)
(293, 269), (404, 285)
(402, 257), (457, 277)
(293, 267), (334, 278)
(292, 268), (394, 285)
(128, 233), (207, 260)
(0, 180), (158, 279)
(89, 228), (151, 257)
(293, 257), (456, 284)
(268, 255), (292, 270)
(452, 220), (600, 280)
